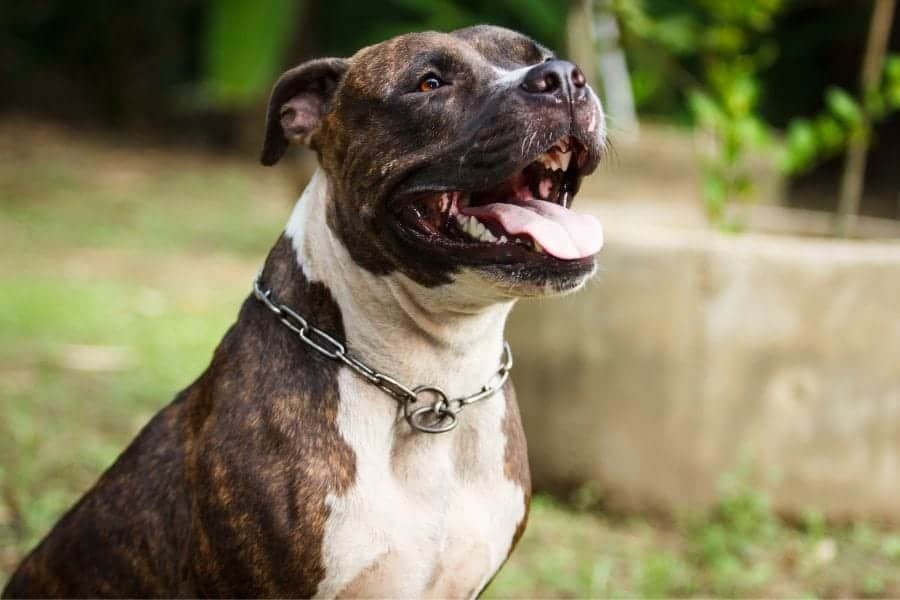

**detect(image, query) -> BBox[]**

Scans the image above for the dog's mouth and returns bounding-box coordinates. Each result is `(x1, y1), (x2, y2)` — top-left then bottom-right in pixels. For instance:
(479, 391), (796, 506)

(392, 135), (603, 262)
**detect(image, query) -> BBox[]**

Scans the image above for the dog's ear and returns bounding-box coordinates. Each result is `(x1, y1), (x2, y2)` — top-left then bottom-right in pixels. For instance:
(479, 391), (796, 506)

(260, 57), (349, 166)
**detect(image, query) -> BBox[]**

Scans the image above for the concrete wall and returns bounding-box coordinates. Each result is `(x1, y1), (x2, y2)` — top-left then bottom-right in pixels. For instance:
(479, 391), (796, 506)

(509, 203), (900, 522)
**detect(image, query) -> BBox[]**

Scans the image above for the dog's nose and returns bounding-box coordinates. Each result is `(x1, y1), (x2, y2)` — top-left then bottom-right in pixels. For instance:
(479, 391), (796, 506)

(520, 60), (587, 98)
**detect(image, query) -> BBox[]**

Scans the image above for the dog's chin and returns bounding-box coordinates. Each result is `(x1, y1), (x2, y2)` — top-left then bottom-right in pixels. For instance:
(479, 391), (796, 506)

(474, 258), (597, 299)
(387, 134), (603, 296)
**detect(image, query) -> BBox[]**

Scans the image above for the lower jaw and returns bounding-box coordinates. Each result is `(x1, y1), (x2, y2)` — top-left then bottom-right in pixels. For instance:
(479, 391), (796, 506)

(479, 258), (597, 296)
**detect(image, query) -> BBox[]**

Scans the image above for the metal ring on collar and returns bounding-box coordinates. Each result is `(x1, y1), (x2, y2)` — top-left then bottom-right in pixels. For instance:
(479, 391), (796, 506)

(405, 386), (459, 433)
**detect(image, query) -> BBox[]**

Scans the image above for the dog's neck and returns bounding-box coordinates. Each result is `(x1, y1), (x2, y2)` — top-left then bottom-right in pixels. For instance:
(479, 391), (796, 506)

(282, 169), (514, 396)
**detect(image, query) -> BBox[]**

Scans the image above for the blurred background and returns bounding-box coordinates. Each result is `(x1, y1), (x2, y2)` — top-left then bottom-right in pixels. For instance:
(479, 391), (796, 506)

(1, 0), (899, 596)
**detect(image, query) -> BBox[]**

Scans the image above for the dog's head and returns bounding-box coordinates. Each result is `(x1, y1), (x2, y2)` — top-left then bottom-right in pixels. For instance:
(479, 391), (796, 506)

(262, 25), (605, 297)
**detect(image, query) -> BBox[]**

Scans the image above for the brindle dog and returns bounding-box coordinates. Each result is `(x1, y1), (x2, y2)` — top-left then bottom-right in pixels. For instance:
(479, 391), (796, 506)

(3, 25), (605, 598)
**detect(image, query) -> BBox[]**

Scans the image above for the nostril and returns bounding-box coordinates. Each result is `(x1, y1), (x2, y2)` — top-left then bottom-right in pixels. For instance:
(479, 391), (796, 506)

(544, 72), (561, 92)
(571, 67), (586, 88)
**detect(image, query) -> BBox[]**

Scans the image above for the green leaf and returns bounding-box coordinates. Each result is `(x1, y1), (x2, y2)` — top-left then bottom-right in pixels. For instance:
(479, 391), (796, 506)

(888, 85), (900, 110)
(735, 116), (771, 148)
(825, 87), (863, 126)
(886, 55), (900, 81)
(814, 116), (846, 152)
(689, 91), (722, 128)
(783, 119), (817, 173)
(885, 57), (900, 108)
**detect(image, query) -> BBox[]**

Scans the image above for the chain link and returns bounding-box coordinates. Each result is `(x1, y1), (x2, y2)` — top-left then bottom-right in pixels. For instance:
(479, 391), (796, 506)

(252, 275), (512, 433)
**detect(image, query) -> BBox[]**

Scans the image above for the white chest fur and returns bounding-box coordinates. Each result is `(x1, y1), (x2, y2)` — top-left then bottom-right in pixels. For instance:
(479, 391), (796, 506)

(314, 371), (525, 599)
(286, 170), (527, 598)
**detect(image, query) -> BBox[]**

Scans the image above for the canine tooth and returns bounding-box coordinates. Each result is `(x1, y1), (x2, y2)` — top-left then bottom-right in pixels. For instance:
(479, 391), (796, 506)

(499, 235), (507, 243)
(440, 193), (450, 212)
(458, 214), (478, 237)
(537, 153), (554, 170)
(467, 217), (479, 237)
(533, 240), (544, 253)
(559, 151), (571, 171)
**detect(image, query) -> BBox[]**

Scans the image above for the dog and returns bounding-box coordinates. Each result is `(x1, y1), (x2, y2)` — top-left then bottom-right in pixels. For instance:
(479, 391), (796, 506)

(3, 25), (605, 598)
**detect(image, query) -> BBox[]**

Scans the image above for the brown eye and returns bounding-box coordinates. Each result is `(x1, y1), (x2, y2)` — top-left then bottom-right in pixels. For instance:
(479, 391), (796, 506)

(418, 75), (443, 92)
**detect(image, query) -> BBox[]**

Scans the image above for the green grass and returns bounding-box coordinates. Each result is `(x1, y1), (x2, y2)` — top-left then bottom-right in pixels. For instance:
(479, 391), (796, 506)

(2, 119), (900, 596)
(484, 483), (900, 598)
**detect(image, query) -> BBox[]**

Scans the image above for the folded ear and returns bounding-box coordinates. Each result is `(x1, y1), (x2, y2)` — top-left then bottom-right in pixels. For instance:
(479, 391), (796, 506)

(260, 57), (349, 166)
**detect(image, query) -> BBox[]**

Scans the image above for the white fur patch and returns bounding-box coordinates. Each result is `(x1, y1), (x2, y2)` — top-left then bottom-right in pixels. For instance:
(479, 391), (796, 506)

(284, 171), (526, 598)
(315, 371), (524, 599)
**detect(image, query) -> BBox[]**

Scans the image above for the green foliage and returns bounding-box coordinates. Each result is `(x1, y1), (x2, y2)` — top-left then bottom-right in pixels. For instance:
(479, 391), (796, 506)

(616, 0), (785, 227)
(616, 1), (900, 228)
(637, 551), (692, 597)
(314, 0), (568, 58)
(779, 55), (900, 175)
(887, 56), (900, 108)
(684, 467), (779, 595)
(882, 535), (900, 563)
(203, 0), (305, 108)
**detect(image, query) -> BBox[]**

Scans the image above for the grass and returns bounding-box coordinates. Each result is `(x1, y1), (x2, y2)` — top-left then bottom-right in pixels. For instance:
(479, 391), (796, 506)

(2, 118), (900, 596)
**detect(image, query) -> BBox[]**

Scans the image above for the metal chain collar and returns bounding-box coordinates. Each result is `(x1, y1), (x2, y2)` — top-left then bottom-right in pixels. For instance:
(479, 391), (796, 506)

(252, 275), (513, 433)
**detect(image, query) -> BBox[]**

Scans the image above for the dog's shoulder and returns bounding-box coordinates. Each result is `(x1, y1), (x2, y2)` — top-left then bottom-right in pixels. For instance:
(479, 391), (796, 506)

(177, 236), (359, 596)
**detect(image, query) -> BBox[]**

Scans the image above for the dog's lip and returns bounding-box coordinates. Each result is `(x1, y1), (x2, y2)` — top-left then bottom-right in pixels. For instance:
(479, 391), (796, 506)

(386, 135), (602, 263)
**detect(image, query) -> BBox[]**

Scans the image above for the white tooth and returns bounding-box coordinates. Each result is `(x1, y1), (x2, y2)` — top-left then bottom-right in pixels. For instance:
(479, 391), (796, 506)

(478, 227), (497, 243)
(542, 152), (561, 171)
(440, 193), (450, 212)
(472, 219), (486, 238)
(465, 216), (477, 237)
(499, 235), (508, 243)
(533, 240), (544, 253)
(559, 151), (571, 171)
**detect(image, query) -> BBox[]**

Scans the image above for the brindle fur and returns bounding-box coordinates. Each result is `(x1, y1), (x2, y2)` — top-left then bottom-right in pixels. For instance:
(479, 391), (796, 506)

(4, 237), (357, 597)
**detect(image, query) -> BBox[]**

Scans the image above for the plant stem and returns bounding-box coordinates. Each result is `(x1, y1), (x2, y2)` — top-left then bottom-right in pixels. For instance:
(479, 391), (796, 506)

(835, 0), (896, 237)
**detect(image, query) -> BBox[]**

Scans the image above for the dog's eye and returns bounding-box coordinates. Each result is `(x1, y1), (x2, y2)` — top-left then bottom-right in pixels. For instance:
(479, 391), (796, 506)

(418, 74), (444, 92)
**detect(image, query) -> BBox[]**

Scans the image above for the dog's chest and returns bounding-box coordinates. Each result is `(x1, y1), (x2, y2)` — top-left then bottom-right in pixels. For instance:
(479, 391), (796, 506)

(313, 370), (526, 599)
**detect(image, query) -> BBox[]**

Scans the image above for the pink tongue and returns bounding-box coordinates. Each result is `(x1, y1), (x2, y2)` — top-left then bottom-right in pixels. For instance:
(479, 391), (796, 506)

(461, 198), (603, 260)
